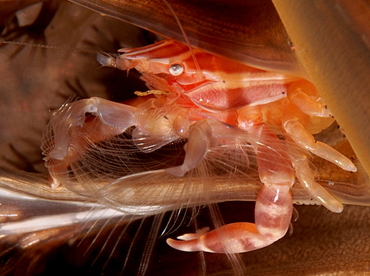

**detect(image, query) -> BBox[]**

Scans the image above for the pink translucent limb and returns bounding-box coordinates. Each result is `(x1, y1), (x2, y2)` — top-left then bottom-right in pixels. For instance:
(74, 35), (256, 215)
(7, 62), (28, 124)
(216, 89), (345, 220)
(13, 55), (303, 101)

(291, 152), (344, 213)
(167, 126), (294, 253)
(283, 119), (357, 172)
(43, 97), (138, 187)
(165, 120), (212, 177)
(167, 184), (292, 253)
(48, 97), (137, 161)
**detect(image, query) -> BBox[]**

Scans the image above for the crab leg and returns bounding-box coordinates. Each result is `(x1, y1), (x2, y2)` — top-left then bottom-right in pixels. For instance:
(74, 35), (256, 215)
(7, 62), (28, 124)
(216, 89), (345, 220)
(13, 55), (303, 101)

(43, 97), (138, 187)
(283, 118), (357, 172)
(290, 149), (344, 213)
(165, 120), (212, 177)
(167, 126), (294, 253)
(283, 82), (357, 173)
(281, 87), (357, 212)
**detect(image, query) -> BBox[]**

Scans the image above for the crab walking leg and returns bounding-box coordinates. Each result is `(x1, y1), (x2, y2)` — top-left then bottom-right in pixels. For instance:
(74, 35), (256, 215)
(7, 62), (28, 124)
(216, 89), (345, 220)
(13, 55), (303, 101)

(167, 126), (294, 253)
(287, 80), (332, 117)
(167, 185), (292, 253)
(290, 150), (343, 213)
(43, 97), (138, 187)
(283, 119), (357, 172)
(48, 97), (137, 161)
(165, 120), (212, 177)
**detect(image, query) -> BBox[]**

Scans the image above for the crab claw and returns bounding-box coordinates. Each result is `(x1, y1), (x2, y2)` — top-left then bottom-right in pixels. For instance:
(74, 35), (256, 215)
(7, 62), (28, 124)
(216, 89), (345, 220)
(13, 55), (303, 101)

(167, 185), (293, 253)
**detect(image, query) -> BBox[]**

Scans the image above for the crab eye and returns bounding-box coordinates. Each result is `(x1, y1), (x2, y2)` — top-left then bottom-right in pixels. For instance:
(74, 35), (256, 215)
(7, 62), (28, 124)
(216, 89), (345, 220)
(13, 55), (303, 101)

(169, 63), (184, 76)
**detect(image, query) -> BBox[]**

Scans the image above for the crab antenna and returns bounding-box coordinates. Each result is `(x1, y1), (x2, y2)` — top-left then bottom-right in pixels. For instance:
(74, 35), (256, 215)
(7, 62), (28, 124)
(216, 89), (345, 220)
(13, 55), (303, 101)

(162, 0), (203, 79)
(1, 40), (60, 49)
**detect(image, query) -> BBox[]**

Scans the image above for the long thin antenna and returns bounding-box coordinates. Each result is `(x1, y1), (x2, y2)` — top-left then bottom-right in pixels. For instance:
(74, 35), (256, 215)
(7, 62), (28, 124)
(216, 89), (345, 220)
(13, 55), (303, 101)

(1, 40), (60, 49)
(162, 0), (203, 78)
(1, 40), (98, 55)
